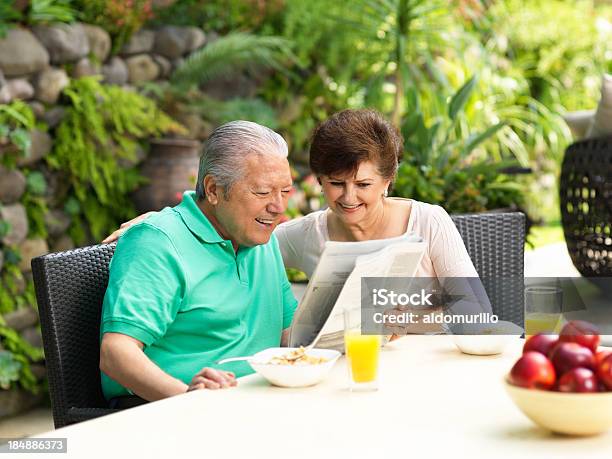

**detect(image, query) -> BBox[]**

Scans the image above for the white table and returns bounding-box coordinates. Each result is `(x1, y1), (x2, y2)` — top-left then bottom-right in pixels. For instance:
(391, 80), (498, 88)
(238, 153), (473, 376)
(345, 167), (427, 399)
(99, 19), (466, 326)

(20, 336), (612, 458)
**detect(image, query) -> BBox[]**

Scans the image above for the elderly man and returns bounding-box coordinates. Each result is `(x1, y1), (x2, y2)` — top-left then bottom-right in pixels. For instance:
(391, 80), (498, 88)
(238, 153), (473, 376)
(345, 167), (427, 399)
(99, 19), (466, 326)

(100, 121), (297, 408)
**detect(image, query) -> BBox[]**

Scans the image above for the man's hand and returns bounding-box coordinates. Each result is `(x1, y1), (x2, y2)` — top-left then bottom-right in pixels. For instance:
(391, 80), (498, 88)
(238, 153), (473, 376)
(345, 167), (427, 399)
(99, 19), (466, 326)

(187, 368), (237, 391)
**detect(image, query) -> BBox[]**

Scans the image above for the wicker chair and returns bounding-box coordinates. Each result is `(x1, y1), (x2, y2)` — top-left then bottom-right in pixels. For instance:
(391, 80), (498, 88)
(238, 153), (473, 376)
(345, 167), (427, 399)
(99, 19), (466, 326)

(31, 212), (524, 427)
(451, 212), (525, 325)
(32, 244), (119, 428)
(560, 136), (612, 287)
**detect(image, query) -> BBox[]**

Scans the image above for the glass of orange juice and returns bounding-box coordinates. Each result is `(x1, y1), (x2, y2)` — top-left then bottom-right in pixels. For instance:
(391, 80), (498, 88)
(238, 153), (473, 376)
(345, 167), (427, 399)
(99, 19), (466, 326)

(524, 285), (563, 337)
(343, 307), (380, 391)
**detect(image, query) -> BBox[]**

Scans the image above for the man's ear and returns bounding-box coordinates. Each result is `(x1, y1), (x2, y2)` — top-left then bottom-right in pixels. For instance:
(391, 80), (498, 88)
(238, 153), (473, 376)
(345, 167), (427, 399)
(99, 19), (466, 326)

(203, 175), (220, 205)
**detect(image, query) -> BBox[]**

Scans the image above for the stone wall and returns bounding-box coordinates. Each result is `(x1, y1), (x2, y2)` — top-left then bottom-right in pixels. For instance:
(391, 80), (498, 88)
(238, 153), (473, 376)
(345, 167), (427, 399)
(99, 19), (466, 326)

(0, 21), (207, 415)
(0, 22), (208, 252)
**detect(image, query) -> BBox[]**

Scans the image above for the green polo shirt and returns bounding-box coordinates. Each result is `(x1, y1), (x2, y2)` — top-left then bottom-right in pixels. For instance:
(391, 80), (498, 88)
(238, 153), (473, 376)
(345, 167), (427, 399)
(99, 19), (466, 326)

(100, 191), (297, 400)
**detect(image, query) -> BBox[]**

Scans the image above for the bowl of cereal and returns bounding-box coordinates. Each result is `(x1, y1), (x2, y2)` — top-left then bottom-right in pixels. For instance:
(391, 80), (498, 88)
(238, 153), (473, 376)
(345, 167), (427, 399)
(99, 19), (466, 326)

(248, 347), (341, 388)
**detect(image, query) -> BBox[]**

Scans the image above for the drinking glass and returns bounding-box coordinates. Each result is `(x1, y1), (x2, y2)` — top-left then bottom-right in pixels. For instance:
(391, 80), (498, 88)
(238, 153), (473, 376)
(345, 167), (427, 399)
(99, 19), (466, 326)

(524, 285), (563, 336)
(343, 307), (380, 391)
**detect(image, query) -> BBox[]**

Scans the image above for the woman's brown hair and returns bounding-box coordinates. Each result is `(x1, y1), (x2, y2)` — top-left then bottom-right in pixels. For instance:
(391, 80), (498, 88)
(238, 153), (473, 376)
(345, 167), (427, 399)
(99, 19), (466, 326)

(309, 109), (403, 181)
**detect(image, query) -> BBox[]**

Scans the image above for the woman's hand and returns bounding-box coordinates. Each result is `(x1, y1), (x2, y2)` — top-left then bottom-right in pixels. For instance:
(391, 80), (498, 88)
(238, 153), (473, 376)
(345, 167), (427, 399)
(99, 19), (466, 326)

(102, 212), (155, 243)
(187, 368), (237, 391)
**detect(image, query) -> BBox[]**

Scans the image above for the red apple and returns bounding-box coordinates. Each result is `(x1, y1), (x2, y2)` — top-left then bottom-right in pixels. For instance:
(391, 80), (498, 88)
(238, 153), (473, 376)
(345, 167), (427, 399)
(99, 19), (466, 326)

(597, 353), (612, 390)
(557, 368), (598, 393)
(523, 334), (558, 356)
(559, 320), (600, 353)
(549, 342), (595, 375)
(596, 349), (612, 366)
(509, 351), (556, 390)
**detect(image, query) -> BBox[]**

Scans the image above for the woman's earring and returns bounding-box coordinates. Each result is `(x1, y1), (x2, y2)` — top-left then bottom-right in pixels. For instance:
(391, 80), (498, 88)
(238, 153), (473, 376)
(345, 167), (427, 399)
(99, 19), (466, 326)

(383, 189), (388, 198)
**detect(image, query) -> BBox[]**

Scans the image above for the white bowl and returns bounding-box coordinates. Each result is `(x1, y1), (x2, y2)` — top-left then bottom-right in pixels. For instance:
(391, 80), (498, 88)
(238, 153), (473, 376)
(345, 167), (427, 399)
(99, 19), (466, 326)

(248, 347), (341, 388)
(504, 379), (612, 435)
(451, 320), (524, 355)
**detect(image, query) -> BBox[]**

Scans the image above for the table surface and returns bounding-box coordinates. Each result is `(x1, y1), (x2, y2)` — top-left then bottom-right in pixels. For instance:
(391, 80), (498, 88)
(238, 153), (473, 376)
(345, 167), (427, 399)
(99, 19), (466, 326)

(22, 335), (612, 459)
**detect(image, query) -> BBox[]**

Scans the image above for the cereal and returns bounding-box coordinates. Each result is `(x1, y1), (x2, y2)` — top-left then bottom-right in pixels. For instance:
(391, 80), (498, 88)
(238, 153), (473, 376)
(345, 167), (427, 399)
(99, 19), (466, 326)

(267, 347), (328, 366)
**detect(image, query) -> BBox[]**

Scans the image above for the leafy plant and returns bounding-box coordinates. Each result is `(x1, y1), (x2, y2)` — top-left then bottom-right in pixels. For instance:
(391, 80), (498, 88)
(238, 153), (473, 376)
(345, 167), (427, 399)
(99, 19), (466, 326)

(148, 0), (284, 32)
(394, 75), (524, 213)
(0, 320), (44, 394)
(47, 76), (184, 242)
(171, 32), (295, 88)
(0, 350), (22, 390)
(0, 0), (76, 30)
(291, 0), (462, 126)
(0, 101), (35, 168)
(486, 0), (612, 112)
(0, 220), (10, 239)
(0, 262), (28, 315)
(0, 1), (22, 38)
(28, 0), (76, 24)
(21, 170), (49, 239)
(0, 249), (43, 394)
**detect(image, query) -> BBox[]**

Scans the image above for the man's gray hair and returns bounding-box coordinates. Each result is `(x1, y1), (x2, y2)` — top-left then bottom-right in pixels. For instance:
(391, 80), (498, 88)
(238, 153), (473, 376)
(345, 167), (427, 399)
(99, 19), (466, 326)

(195, 120), (289, 198)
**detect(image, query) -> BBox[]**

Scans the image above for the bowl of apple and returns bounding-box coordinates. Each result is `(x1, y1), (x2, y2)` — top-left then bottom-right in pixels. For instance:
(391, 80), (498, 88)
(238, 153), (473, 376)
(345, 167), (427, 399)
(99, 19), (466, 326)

(504, 320), (612, 436)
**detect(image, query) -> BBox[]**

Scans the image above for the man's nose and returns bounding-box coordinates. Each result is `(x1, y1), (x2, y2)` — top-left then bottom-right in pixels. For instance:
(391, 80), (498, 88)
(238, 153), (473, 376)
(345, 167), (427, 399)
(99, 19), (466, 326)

(266, 191), (286, 214)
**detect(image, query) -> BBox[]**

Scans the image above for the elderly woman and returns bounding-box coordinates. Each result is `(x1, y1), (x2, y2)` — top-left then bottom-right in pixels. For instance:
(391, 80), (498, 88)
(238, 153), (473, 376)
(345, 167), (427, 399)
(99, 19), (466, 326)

(104, 110), (486, 324)
(274, 109), (477, 279)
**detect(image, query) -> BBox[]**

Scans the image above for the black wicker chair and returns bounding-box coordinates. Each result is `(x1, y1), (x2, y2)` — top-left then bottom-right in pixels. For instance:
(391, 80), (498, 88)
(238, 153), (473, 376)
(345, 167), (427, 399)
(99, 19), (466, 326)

(31, 212), (524, 428)
(451, 212), (525, 325)
(560, 136), (612, 286)
(32, 244), (120, 428)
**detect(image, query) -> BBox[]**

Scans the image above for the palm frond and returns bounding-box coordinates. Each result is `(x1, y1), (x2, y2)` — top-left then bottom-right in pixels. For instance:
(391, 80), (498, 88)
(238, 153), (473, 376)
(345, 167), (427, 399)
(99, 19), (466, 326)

(171, 32), (295, 88)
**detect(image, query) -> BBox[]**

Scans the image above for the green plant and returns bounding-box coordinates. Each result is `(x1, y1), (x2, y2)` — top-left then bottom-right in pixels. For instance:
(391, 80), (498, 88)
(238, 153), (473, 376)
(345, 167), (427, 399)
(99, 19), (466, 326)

(0, 318), (44, 394)
(0, 1), (21, 38)
(171, 32), (295, 89)
(149, 0), (284, 32)
(28, 0), (76, 24)
(0, 101), (35, 168)
(300, 0), (461, 127)
(22, 170), (49, 239)
(0, 350), (22, 390)
(0, 0), (76, 30)
(486, 0), (612, 112)
(74, 0), (154, 54)
(0, 220), (10, 240)
(0, 261), (31, 315)
(394, 75), (524, 213)
(0, 237), (43, 396)
(47, 76), (184, 242)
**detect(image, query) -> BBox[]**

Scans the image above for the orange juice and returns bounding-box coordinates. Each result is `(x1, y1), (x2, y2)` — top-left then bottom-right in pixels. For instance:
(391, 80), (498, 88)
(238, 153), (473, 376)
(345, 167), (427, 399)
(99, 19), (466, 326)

(344, 332), (380, 383)
(525, 313), (563, 337)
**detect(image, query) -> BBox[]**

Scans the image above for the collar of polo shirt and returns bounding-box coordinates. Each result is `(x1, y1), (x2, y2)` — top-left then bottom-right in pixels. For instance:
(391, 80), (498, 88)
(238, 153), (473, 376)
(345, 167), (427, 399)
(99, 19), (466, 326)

(175, 191), (225, 244)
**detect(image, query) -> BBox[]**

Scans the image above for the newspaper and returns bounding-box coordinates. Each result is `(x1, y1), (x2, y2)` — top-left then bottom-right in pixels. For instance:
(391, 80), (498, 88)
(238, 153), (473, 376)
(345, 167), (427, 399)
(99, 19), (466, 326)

(288, 233), (426, 350)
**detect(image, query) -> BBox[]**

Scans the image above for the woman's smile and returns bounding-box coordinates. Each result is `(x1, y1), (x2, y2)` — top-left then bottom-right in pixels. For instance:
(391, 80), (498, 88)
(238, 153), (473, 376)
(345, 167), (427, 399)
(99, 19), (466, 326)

(338, 202), (364, 213)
